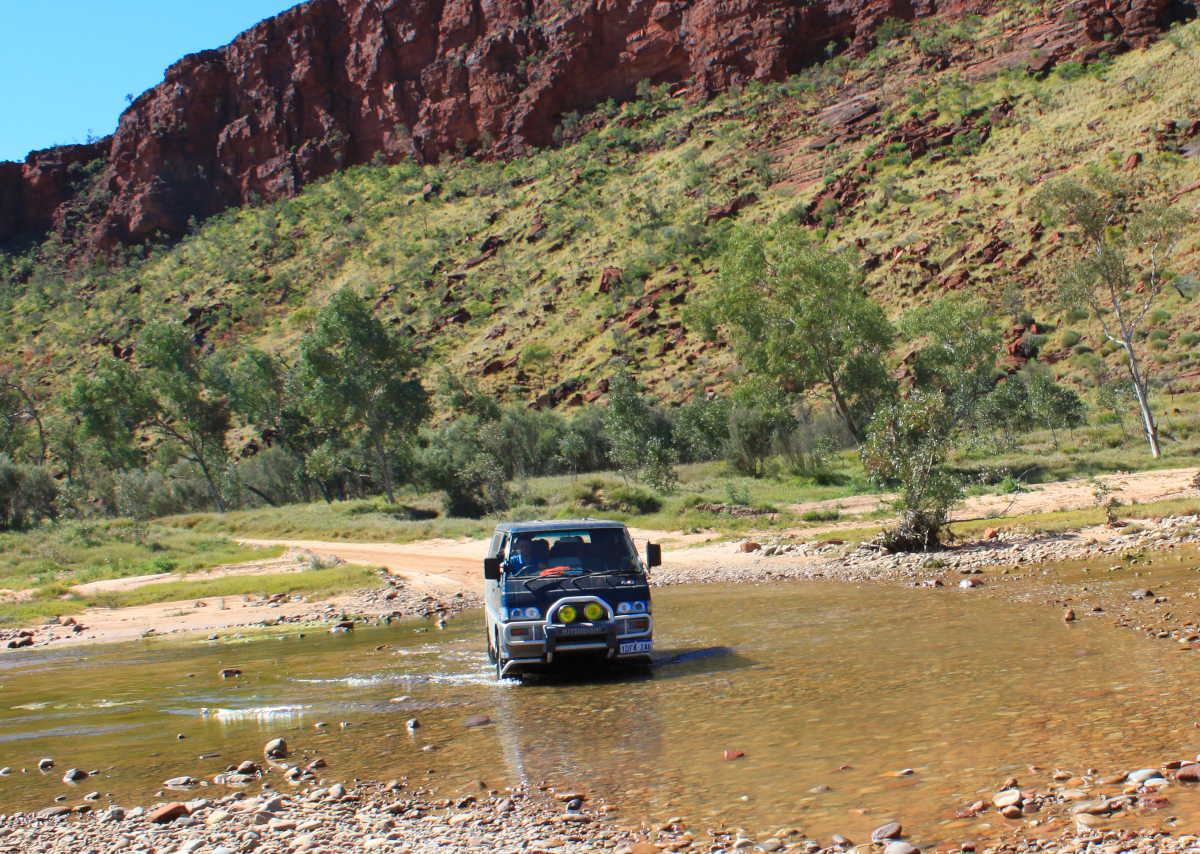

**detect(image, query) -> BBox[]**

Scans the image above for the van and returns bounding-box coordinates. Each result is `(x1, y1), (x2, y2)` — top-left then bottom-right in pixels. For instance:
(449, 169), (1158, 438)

(483, 519), (660, 679)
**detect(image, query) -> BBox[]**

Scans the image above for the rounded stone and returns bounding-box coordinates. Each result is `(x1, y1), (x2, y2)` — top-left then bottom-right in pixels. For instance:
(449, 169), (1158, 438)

(872, 822), (902, 841)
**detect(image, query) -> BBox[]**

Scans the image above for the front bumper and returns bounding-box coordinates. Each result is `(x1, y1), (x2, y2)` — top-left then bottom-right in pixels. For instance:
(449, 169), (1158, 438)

(499, 616), (653, 670)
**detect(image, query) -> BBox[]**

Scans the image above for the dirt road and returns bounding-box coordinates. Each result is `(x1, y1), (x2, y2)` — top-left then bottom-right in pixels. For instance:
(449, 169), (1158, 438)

(790, 466), (1199, 532)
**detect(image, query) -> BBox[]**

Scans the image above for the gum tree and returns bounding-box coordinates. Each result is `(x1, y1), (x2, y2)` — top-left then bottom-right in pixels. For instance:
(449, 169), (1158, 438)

(136, 321), (234, 512)
(693, 226), (893, 442)
(224, 348), (330, 503)
(299, 288), (430, 504)
(1030, 172), (1192, 458)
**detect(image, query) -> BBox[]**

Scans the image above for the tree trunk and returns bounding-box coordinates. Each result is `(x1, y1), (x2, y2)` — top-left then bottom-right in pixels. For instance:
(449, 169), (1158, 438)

(1124, 343), (1160, 458)
(193, 449), (226, 512)
(244, 484), (279, 507)
(824, 376), (861, 443)
(374, 437), (396, 503)
(203, 467), (227, 512)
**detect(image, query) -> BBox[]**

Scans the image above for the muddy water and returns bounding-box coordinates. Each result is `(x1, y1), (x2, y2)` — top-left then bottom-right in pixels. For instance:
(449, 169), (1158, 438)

(3, 581), (1200, 844)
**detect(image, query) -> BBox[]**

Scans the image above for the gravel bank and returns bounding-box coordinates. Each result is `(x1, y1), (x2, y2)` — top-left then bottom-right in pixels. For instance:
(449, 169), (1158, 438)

(7, 766), (1200, 854)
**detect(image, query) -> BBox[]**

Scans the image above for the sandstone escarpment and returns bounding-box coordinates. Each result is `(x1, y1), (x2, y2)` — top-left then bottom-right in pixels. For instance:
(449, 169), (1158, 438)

(0, 0), (1186, 250)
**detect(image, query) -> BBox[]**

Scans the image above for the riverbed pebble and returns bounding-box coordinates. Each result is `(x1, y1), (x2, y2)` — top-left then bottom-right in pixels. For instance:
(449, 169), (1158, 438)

(872, 822), (903, 841)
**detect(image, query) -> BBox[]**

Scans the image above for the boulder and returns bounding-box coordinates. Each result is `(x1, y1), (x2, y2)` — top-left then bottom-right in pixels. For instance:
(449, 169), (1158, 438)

(148, 802), (189, 824)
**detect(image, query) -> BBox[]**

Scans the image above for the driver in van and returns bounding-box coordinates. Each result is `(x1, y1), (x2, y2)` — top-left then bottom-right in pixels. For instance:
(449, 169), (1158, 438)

(506, 536), (546, 575)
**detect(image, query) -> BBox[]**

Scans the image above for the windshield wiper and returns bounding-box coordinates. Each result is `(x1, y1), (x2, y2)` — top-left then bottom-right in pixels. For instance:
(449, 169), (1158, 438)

(521, 575), (568, 592)
(584, 567), (640, 581)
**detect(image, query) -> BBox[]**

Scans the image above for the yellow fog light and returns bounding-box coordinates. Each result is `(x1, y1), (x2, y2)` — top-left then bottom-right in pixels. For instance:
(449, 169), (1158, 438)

(559, 605), (577, 623)
(584, 603), (604, 622)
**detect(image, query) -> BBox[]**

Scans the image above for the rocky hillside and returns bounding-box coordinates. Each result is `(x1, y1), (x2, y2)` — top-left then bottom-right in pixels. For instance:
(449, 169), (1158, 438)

(1, 5), (1198, 418)
(0, 0), (1189, 251)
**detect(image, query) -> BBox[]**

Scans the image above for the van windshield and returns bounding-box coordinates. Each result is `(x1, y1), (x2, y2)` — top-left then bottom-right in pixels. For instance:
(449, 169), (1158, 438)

(505, 529), (639, 577)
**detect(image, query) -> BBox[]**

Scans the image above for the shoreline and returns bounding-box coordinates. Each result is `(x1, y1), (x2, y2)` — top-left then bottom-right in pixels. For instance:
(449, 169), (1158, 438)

(5, 506), (1200, 652)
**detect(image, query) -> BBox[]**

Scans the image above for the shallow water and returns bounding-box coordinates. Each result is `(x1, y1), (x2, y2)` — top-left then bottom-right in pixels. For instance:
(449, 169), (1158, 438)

(3, 580), (1200, 843)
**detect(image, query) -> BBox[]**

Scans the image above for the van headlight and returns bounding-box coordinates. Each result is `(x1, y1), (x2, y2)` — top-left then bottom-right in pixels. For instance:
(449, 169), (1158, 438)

(508, 607), (540, 621)
(584, 602), (604, 621)
(617, 601), (648, 614)
(617, 602), (631, 614)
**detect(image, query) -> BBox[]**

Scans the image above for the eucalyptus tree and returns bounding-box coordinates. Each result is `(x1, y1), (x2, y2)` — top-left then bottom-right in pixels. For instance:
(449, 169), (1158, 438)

(1031, 172), (1191, 458)
(298, 288), (430, 504)
(693, 226), (893, 442)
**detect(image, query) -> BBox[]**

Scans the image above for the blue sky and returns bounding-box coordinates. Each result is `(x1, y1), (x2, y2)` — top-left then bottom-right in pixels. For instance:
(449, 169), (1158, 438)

(0, 0), (299, 163)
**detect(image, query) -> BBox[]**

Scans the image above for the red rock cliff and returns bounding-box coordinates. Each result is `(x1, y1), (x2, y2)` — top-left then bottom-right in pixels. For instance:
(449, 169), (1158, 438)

(0, 0), (1180, 249)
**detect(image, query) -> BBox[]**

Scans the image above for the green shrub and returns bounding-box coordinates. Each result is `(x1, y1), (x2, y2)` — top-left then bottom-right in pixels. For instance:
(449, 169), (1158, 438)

(1056, 62), (1087, 80)
(800, 506), (841, 523)
(608, 485), (662, 514)
(0, 457), (58, 531)
(874, 17), (910, 42)
(1181, 332), (1200, 347)
(1059, 329), (1081, 347)
(1148, 338), (1168, 351)
(1150, 308), (1172, 324)
(1148, 328), (1170, 341)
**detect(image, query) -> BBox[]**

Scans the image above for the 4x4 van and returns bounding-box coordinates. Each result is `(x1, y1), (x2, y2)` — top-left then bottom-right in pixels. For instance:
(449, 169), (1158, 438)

(483, 519), (660, 679)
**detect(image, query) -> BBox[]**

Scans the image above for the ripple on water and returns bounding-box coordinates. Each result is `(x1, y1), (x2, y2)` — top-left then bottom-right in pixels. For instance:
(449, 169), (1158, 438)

(0, 723), (141, 742)
(200, 705), (310, 721)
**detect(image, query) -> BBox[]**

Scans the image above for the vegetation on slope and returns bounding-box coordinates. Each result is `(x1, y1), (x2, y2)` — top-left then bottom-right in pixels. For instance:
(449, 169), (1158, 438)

(0, 12), (1197, 576)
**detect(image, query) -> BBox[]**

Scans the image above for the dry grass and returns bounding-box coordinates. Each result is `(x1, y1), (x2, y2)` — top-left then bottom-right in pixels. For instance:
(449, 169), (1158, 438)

(86, 564), (383, 610)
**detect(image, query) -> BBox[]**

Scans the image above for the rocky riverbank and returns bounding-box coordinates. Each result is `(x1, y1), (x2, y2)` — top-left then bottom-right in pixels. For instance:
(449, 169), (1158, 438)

(653, 514), (1200, 588)
(7, 757), (1200, 854)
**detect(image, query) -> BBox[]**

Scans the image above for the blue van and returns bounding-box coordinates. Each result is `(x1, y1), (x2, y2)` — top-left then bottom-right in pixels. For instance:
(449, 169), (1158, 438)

(483, 519), (660, 679)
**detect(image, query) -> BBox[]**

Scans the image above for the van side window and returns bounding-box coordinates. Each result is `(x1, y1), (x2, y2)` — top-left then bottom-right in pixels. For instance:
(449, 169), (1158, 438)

(488, 533), (505, 558)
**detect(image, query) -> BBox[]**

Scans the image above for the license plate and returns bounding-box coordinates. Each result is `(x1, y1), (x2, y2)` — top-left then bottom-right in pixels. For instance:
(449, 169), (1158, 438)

(619, 640), (652, 654)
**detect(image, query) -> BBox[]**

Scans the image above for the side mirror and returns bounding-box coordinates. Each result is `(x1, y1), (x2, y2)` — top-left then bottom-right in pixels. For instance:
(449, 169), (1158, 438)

(646, 543), (662, 568)
(483, 557), (502, 581)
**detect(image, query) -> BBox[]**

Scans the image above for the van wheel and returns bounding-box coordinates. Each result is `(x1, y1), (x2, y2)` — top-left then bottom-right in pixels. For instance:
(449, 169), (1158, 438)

(486, 633), (497, 664)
